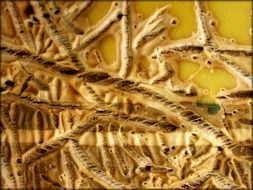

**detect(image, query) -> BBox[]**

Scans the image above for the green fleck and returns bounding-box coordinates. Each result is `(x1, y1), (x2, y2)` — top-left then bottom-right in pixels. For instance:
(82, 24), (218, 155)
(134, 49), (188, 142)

(207, 104), (221, 114)
(196, 101), (221, 114)
(196, 100), (205, 107)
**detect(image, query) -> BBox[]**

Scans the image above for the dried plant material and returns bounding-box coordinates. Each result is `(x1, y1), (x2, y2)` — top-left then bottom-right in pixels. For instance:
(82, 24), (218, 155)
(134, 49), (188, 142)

(1, 1), (252, 189)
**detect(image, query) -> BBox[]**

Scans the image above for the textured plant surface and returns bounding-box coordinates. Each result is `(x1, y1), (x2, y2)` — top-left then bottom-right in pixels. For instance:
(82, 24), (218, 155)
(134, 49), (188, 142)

(1, 1), (252, 189)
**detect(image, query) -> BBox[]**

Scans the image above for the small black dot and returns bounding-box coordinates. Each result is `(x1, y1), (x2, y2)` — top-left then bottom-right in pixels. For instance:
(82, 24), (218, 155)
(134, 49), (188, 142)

(33, 16), (39, 23)
(20, 30), (24, 34)
(117, 14), (123, 19)
(36, 148), (47, 154)
(16, 158), (22, 164)
(5, 80), (15, 87)
(210, 21), (215, 26)
(54, 9), (60, 14)
(171, 146), (175, 150)
(43, 13), (50, 18)
(28, 21), (33, 28)
(145, 165), (151, 171)
(24, 5), (34, 16)
(217, 146), (223, 151)
(0, 87), (5, 92)
(17, 171), (22, 176)
(171, 19), (177, 25)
